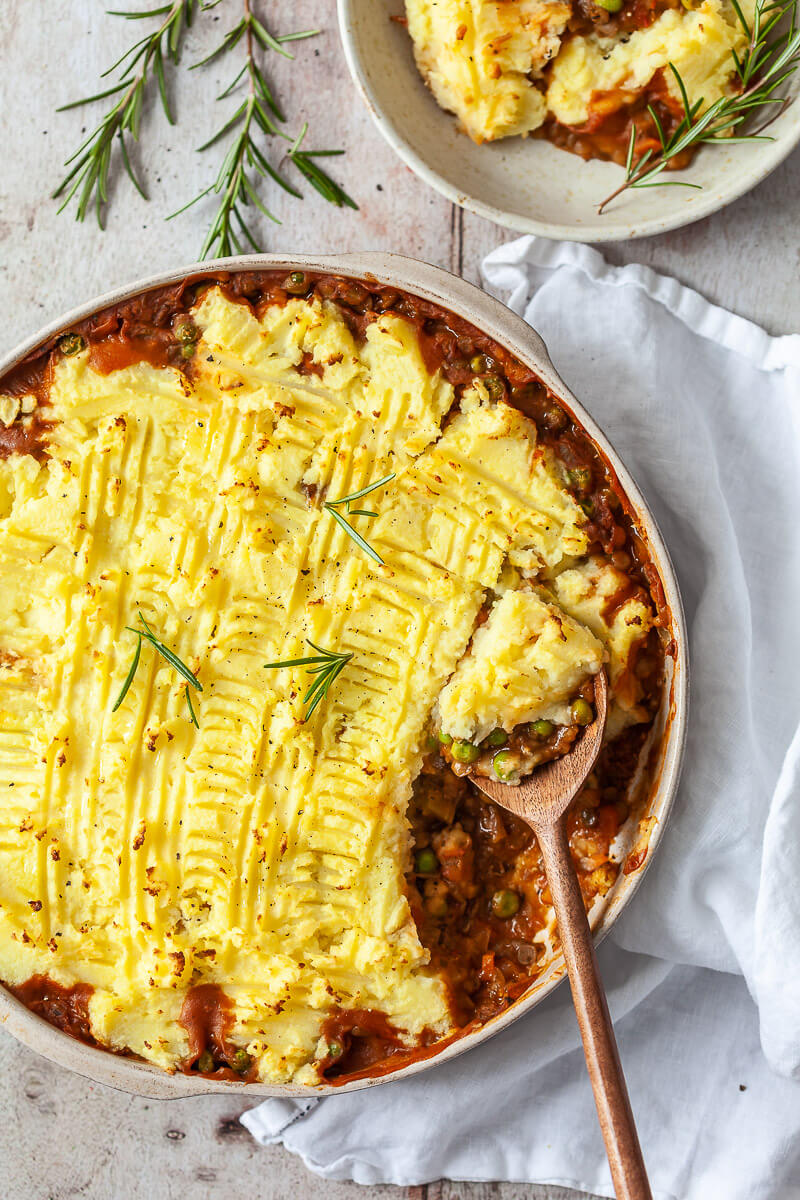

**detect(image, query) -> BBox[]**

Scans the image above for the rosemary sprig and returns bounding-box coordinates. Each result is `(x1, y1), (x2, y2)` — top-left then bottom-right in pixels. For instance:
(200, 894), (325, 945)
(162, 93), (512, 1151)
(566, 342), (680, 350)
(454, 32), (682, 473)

(264, 640), (353, 721)
(173, 0), (357, 259)
(112, 611), (202, 723)
(598, 0), (800, 213)
(323, 474), (396, 566)
(53, 1), (198, 226)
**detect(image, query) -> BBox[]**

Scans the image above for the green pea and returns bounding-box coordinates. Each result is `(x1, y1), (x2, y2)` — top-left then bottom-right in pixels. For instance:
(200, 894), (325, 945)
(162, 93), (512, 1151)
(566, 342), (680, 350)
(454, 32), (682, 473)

(437, 730), (453, 746)
(231, 1048), (252, 1073)
(568, 467), (592, 495)
(492, 750), (519, 782)
(181, 342), (196, 360)
(491, 889), (521, 919)
(595, 0), (623, 10)
(284, 271), (308, 295)
(196, 1049), (215, 1073)
(470, 353), (491, 374)
(571, 698), (594, 726)
(451, 739), (480, 764)
(486, 728), (508, 748)
(326, 1040), (343, 1060)
(415, 847), (439, 875)
(531, 719), (553, 739)
(58, 333), (86, 357)
(425, 734), (439, 752)
(542, 405), (568, 433)
(174, 317), (197, 344)
(483, 375), (505, 403)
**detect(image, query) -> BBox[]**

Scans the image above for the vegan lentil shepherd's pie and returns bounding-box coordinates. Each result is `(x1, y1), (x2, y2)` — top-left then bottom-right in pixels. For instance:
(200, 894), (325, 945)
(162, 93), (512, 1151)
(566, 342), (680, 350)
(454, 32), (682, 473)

(0, 270), (672, 1086)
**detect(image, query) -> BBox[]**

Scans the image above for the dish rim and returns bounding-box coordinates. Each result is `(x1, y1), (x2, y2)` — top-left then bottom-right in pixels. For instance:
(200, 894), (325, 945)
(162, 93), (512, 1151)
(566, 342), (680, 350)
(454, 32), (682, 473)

(0, 251), (689, 1098)
(337, 0), (800, 243)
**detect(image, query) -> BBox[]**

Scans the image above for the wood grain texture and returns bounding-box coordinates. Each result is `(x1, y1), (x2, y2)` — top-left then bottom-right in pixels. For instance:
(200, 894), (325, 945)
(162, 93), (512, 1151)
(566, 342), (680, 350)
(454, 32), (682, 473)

(0, 1), (796, 1197)
(533, 822), (650, 1200)
(0, 1030), (602, 1199)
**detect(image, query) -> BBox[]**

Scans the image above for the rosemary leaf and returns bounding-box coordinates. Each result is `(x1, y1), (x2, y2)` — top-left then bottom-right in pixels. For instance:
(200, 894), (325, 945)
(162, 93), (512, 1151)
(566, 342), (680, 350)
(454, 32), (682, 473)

(108, 7), (178, 18)
(624, 126), (637, 175)
(264, 655), (332, 669)
(326, 474), (396, 509)
(112, 633), (143, 712)
(250, 16), (297, 59)
(219, 62), (249, 98)
(276, 29), (320, 44)
(191, 20), (247, 70)
(56, 82), (130, 111)
(119, 130), (149, 199)
(303, 666), (342, 720)
(185, 685), (200, 728)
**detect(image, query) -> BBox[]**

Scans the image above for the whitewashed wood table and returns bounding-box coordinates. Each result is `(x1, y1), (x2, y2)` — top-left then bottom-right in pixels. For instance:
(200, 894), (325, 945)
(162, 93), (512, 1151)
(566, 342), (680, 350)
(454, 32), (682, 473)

(0, 4), (797, 1199)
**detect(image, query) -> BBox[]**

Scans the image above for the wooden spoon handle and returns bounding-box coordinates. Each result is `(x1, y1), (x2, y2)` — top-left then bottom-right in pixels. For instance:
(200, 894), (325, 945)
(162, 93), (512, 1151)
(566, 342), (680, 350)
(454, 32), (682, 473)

(535, 818), (652, 1200)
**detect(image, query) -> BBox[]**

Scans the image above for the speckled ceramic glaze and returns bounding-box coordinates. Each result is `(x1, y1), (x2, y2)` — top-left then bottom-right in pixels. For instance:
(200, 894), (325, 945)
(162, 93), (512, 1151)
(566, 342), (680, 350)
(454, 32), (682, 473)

(338, 0), (800, 242)
(0, 254), (688, 1098)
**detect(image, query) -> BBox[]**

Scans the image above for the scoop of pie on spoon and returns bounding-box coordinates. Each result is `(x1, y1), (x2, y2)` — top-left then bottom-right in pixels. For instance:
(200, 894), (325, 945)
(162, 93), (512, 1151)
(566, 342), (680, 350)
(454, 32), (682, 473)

(470, 670), (652, 1200)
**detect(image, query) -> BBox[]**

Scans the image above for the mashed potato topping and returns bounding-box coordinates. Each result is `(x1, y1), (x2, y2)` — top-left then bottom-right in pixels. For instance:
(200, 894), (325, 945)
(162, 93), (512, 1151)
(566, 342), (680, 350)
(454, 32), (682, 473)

(406, 0), (753, 155)
(437, 590), (605, 742)
(550, 557), (654, 735)
(0, 277), (661, 1084)
(405, 0), (571, 141)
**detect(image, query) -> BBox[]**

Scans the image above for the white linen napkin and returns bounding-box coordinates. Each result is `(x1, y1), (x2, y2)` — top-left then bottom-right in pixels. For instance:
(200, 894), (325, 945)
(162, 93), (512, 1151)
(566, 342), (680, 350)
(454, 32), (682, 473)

(240, 237), (800, 1199)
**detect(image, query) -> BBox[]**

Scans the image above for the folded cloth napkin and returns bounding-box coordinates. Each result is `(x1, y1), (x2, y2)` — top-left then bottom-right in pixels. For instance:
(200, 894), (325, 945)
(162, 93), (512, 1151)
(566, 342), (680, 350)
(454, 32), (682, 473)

(241, 237), (800, 1199)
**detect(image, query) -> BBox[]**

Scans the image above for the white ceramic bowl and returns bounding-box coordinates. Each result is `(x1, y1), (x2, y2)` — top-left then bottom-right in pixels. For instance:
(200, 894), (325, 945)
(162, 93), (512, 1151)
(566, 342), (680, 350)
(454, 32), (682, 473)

(0, 253), (688, 1098)
(338, 0), (800, 241)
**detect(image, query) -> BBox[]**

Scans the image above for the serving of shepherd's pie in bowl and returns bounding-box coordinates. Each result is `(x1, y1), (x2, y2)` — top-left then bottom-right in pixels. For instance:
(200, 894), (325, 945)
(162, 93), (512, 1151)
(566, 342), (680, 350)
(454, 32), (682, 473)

(338, 0), (800, 239)
(0, 254), (686, 1096)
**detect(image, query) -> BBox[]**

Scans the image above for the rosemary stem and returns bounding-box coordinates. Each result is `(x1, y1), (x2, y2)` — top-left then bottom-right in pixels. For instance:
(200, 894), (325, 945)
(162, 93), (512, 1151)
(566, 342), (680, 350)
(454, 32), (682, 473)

(245, 0), (255, 86)
(597, 173), (641, 215)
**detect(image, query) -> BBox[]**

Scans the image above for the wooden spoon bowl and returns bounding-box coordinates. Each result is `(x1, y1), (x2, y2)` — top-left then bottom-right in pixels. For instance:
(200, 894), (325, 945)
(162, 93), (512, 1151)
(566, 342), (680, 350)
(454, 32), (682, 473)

(471, 670), (652, 1200)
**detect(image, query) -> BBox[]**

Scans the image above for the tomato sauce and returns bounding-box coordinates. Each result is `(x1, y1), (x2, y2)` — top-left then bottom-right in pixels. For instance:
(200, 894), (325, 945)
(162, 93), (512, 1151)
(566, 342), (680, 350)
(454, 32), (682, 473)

(10, 975), (95, 1044)
(405, 724), (651, 1035)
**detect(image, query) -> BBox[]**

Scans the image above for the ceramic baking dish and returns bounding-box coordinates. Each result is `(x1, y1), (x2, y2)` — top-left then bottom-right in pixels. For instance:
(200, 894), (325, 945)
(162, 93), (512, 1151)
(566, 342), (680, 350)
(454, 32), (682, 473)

(0, 253), (688, 1097)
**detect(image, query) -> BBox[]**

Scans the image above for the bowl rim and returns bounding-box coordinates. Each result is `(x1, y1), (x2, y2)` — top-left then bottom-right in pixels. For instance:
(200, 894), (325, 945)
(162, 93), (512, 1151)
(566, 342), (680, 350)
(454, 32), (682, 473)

(0, 252), (689, 1099)
(336, 0), (800, 242)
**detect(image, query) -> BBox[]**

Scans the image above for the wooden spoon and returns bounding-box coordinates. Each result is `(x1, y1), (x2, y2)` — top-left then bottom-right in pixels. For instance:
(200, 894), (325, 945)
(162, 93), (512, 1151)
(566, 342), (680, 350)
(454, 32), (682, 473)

(471, 670), (652, 1200)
